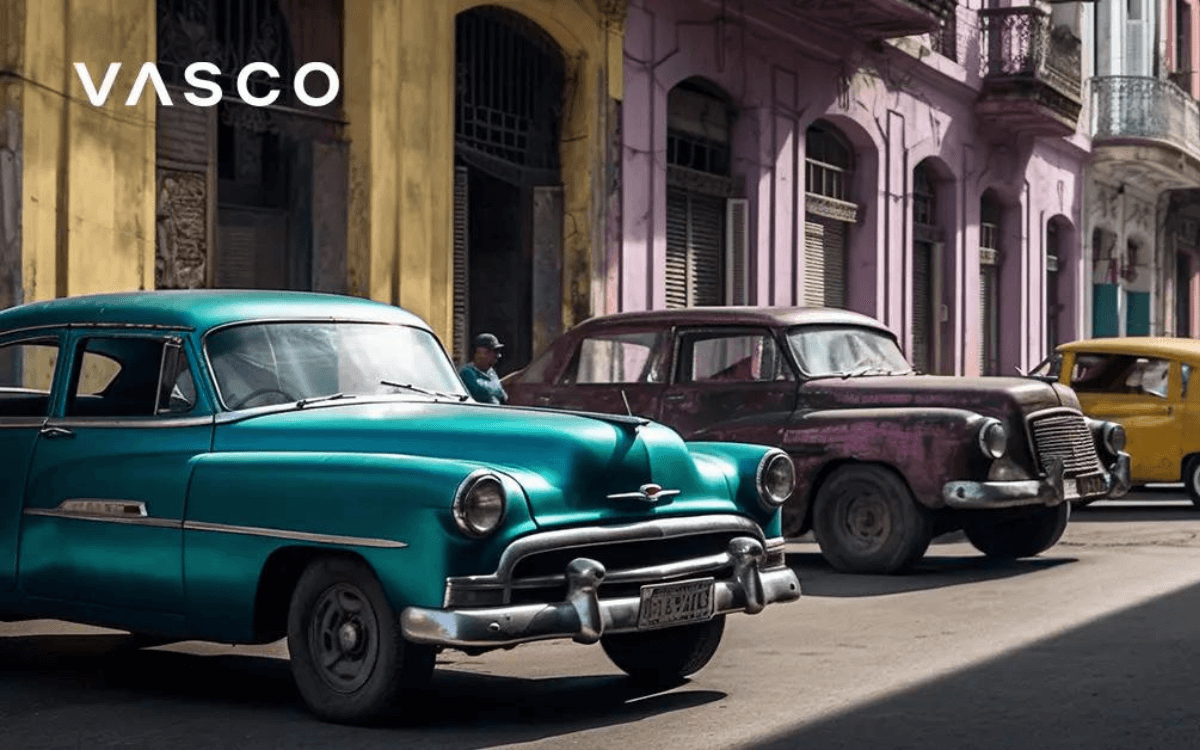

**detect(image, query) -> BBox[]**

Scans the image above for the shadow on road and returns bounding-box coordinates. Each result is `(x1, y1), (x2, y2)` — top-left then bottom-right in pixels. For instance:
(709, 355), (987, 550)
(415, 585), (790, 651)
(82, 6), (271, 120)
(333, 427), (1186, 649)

(752, 579), (1200, 750)
(787, 551), (1075, 598)
(1071, 502), (1198, 523)
(0, 631), (723, 748)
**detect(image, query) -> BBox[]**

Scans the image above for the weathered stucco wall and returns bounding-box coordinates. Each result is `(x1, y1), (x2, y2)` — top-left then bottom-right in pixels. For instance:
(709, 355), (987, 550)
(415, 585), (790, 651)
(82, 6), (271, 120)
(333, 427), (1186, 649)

(1, 0), (24, 311)
(621, 0), (1091, 375)
(13, 0), (158, 304)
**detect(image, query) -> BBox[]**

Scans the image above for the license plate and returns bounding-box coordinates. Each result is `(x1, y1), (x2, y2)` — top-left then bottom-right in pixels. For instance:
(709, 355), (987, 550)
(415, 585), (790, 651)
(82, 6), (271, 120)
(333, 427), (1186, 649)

(637, 578), (716, 630)
(1076, 473), (1107, 497)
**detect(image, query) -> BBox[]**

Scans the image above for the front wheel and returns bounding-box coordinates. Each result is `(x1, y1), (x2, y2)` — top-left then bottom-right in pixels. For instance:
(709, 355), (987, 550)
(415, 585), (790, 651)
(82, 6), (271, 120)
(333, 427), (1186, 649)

(601, 616), (725, 686)
(1184, 457), (1200, 508)
(811, 465), (934, 574)
(963, 502), (1070, 559)
(287, 556), (436, 725)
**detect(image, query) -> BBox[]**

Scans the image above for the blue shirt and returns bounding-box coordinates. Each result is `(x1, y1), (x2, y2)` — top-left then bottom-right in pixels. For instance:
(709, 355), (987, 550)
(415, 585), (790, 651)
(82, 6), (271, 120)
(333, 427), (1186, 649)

(459, 363), (508, 404)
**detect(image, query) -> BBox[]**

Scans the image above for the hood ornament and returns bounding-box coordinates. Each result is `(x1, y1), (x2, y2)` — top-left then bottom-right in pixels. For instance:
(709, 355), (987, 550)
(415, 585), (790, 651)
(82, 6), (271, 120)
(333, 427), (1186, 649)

(607, 483), (681, 503)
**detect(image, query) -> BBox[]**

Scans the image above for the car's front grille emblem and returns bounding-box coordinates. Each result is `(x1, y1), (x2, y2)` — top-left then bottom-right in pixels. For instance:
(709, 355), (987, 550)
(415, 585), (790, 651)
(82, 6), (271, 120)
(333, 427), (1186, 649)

(606, 483), (682, 503)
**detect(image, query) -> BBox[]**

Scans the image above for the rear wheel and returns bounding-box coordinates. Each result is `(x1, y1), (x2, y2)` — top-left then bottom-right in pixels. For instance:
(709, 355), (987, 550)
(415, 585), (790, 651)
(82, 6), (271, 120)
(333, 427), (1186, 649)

(811, 465), (934, 574)
(1184, 457), (1200, 508)
(601, 616), (725, 686)
(286, 556), (435, 725)
(963, 502), (1070, 559)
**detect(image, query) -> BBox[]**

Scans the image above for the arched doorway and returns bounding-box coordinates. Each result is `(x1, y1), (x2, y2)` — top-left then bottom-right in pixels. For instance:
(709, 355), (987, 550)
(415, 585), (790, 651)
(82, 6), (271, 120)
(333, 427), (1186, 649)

(156, 0), (346, 292)
(1046, 216), (1073, 353)
(453, 6), (565, 372)
(1092, 226), (1119, 337)
(663, 78), (746, 308)
(911, 160), (944, 374)
(980, 190), (1003, 375)
(803, 120), (859, 308)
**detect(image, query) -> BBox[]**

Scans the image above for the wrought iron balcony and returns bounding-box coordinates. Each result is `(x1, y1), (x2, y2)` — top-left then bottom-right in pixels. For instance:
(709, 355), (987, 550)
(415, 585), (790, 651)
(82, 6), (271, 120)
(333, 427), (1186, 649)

(976, 6), (1083, 137)
(771, 0), (954, 39)
(1091, 75), (1200, 159)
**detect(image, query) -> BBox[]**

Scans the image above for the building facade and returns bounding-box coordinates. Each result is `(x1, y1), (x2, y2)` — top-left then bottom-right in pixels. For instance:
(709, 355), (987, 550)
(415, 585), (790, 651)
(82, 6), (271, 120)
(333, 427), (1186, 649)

(617, 0), (1092, 375)
(0, 0), (627, 372)
(1085, 0), (1200, 338)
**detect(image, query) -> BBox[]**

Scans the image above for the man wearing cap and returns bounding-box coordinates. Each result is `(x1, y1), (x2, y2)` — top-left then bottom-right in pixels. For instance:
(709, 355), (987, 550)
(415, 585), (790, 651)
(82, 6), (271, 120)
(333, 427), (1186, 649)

(459, 333), (508, 404)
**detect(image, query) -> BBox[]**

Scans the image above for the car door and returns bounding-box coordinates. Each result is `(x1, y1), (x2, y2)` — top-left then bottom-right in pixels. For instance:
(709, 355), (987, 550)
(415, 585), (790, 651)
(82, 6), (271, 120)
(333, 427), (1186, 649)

(658, 326), (797, 441)
(19, 331), (212, 612)
(535, 327), (672, 420)
(0, 333), (64, 592)
(1068, 351), (1183, 482)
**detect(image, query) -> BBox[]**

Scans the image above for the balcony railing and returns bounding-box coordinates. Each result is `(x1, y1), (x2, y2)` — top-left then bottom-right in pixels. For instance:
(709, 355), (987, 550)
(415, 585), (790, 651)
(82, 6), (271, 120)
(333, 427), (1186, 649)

(1091, 75), (1200, 158)
(978, 6), (1082, 125)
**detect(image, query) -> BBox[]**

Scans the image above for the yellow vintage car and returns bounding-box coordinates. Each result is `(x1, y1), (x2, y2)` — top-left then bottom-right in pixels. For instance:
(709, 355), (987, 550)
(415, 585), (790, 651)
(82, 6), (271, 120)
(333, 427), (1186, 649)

(1032, 338), (1200, 505)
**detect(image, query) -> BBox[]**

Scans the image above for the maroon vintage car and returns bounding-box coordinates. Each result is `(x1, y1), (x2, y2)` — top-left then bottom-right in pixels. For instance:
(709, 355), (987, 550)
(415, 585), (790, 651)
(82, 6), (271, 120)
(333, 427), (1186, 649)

(504, 307), (1132, 574)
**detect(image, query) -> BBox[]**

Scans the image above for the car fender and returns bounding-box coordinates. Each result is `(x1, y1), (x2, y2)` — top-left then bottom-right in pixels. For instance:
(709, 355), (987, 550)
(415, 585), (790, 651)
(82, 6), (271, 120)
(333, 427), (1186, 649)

(181, 451), (538, 642)
(784, 407), (994, 513)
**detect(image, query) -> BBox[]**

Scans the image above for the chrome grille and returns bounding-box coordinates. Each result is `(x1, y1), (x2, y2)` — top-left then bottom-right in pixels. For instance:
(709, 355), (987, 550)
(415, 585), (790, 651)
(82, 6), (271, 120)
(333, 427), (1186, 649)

(1029, 412), (1104, 477)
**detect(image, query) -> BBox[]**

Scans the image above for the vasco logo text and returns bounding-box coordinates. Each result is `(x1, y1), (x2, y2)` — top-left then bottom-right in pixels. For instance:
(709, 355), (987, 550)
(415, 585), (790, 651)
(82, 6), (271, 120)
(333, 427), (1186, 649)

(73, 62), (340, 107)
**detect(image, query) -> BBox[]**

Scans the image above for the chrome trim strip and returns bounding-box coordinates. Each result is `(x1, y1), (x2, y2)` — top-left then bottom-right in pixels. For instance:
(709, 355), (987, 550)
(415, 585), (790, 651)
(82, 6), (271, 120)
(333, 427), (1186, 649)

(46, 416), (214, 429)
(182, 520), (407, 549)
(508, 551), (734, 589)
(24, 500), (182, 528)
(0, 418), (48, 429)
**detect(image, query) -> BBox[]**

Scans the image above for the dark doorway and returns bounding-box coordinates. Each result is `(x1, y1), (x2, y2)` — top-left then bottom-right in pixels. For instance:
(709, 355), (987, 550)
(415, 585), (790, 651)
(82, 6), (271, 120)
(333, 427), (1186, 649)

(1179, 251), (1193, 337)
(453, 6), (565, 374)
(155, 0), (346, 293)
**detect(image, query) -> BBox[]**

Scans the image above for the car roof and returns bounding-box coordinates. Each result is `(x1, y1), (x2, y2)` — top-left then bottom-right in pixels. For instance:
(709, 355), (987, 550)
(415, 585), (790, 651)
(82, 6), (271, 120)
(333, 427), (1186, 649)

(575, 306), (896, 335)
(1057, 337), (1200, 363)
(0, 290), (429, 334)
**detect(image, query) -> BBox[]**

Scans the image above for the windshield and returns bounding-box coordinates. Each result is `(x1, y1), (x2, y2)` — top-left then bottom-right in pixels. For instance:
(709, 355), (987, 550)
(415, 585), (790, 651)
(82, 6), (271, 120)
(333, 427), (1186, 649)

(786, 325), (912, 378)
(205, 322), (468, 410)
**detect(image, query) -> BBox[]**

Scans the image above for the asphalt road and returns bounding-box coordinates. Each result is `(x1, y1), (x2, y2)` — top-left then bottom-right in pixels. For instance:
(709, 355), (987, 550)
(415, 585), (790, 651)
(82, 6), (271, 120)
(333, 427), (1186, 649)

(3, 487), (1200, 749)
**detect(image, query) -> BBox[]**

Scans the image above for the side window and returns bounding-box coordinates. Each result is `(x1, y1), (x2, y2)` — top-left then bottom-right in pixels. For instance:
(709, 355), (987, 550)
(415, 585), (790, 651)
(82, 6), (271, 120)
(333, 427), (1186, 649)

(1070, 353), (1170, 398)
(67, 337), (196, 418)
(678, 331), (789, 383)
(0, 339), (60, 417)
(563, 331), (668, 385)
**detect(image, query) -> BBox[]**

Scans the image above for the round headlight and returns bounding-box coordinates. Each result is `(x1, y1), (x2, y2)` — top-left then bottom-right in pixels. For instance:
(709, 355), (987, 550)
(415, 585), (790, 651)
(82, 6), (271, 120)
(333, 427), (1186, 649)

(757, 451), (795, 509)
(453, 473), (506, 538)
(1103, 422), (1127, 454)
(978, 419), (1008, 459)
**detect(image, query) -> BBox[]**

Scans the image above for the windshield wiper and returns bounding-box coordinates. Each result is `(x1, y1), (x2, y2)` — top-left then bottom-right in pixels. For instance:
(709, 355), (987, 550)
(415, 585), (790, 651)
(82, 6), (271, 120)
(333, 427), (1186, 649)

(841, 366), (908, 379)
(380, 380), (470, 402)
(295, 392), (355, 409)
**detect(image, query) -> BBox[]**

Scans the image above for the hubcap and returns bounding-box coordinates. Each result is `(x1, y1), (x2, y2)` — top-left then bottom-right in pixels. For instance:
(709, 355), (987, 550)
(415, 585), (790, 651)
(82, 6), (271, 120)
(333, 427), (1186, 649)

(839, 486), (892, 554)
(309, 583), (380, 694)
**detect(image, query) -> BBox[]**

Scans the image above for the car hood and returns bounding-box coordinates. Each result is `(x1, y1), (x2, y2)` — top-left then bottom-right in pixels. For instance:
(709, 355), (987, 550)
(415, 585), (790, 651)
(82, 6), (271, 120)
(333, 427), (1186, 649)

(212, 399), (744, 528)
(801, 375), (1072, 421)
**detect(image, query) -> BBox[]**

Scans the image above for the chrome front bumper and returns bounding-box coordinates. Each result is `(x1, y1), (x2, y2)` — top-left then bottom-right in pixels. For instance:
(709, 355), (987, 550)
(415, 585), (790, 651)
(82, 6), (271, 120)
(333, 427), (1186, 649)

(400, 535), (801, 649)
(942, 451), (1132, 510)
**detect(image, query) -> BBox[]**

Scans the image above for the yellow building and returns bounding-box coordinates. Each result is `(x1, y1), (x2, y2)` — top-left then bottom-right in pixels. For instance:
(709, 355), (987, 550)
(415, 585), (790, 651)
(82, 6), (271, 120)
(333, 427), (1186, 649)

(0, 0), (627, 369)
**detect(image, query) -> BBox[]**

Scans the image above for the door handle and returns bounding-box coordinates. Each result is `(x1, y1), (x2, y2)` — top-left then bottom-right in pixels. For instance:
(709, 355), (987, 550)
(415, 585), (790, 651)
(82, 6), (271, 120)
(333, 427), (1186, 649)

(664, 394), (686, 402)
(536, 396), (551, 405)
(39, 426), (75, 439)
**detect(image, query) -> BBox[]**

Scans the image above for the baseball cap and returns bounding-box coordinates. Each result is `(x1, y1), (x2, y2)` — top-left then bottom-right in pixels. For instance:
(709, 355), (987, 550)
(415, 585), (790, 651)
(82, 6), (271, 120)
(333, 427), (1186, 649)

(473, 333), (505, 350)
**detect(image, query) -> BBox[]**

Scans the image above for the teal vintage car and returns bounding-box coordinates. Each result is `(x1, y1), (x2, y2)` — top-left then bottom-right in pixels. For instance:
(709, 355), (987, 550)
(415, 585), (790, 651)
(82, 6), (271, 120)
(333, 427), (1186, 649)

(0, 291), (800, 725)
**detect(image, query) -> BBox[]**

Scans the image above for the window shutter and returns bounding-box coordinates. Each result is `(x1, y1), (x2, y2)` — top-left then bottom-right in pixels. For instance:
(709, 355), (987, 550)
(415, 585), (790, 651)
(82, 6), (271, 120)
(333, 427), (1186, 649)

(666, 188), (690, 309)
(824, 218), (847, 308)
(453, 166), (470, 364)
(804, 220), (825, 306)
(690, 193), (725, 306)
(980, 267), (993, 374)
(911, 241), (933, 373)
(725, 198), (749, 305)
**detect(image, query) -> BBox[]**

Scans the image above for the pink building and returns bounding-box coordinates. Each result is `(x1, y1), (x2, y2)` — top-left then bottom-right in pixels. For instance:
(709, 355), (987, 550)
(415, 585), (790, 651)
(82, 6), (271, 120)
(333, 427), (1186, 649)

(613, 0), (1090, 375)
